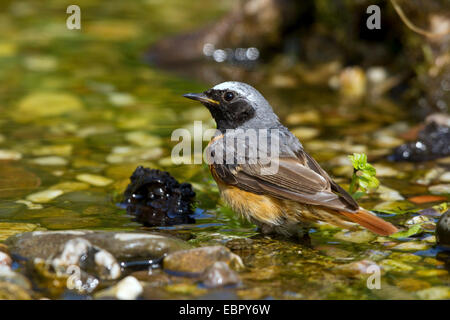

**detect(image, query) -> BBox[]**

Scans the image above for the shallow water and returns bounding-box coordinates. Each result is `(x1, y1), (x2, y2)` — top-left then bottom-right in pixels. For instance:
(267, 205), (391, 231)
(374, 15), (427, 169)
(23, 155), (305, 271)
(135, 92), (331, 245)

(0, 0), (448, 299)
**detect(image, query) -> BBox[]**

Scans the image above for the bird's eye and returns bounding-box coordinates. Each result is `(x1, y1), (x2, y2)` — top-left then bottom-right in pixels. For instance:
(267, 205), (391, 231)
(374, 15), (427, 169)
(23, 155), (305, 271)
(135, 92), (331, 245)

(224, 91), (234, 102)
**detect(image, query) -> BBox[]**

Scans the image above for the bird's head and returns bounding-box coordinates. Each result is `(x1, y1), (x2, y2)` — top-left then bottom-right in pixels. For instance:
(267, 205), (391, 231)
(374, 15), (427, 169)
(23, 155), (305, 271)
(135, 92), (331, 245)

(183, 81), (280, 131)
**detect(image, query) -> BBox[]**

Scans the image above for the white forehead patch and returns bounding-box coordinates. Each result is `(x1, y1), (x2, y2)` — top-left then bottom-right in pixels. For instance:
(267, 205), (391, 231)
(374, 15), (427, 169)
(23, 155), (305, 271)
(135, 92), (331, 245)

(212, 81), (260, 100)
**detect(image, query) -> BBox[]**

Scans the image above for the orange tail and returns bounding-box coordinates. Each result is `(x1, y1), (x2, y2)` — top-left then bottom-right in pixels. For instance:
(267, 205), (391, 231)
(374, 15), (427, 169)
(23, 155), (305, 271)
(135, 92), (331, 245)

(339, 209), (398, 236)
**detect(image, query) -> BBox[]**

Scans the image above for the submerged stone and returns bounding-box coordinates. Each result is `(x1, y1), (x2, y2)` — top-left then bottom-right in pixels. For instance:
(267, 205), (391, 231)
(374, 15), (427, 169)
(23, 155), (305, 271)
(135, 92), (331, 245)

(416, 286), (450, 300)
(436, 210), (450, 248)
(26, 189), (64, 203)
(163, 246), (244, 275)
(429, 184), (450, 195)
(201, 261), (240, 288)
(333, 229), (376, 244)
(122, 166), (195, 227)
(94, 276), (143, 300)
(5, 230), (190, 261)
(389, 120), (450, 162)
(76, 174), (113, 187)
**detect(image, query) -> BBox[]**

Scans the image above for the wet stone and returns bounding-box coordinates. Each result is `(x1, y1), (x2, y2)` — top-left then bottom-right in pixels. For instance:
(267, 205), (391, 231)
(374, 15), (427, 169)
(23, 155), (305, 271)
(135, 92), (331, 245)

(334, 260), (379, 277)
(392, 241), (430, 251)
(201, 261), (241, 288)
(0, 150), (22, 160)
(95, 276), (143, 300)
(5, 230), (191, 261)
(436, 210), (450, 248)
(26, 189), (64, 203)
(0, 222), (40, 241)
(163, 246), (244, 276)
(429, 184), (450, 195)
(416, 286), (450, 300)
(333, 229), (376, 244)
(76, 174), (113, 187)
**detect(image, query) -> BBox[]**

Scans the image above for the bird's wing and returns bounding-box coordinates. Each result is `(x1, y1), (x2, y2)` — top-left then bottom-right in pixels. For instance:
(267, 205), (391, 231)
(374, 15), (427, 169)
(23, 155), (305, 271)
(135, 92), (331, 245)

(211, 149), (359, 212)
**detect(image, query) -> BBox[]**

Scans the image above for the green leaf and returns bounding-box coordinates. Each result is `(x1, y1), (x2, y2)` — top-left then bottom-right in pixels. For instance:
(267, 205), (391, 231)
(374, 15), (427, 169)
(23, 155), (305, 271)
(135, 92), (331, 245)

(390, 224), (423, 239)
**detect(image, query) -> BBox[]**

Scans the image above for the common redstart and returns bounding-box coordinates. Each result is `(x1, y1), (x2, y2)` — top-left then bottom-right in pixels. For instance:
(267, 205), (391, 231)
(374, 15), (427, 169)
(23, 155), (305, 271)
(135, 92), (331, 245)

(184, 82), (398, 237)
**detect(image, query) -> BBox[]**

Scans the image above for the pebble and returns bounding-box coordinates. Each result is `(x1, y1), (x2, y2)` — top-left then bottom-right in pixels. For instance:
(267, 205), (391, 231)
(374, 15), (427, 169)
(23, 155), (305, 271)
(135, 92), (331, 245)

(30, 156), (68, 166)
(15, 200), (43, 210)
(285, 110), (320, 125)
(416, 286), (450, 300)
(429, 184), (450, 195)
(49, 181), (90, 193)
(377, 185), (404, 201)
(95, 276), (143, 300)
(379, 259), (413, 272)
(0, 222), (40, 241)
(0, 252), (12, 267)
(124, 131), (162, 147)
(334, 260), (379, 276)
(333, 229), (376, 244)
(163, 246), (244, 275)
(291, 127), (320, 141)
(392, 241), (430, 251)
(201, 261), (240, 288)
(76, 174), (113, 187)
(16, 92), (83, 119)
(373, 165), (399, 178)
(108, 92), (136, 107)
(436, 210), (450, 248)
(31, 144), (73, 157)
(106, 146), (163, 164)
(0, 150), (22, 160)
(24, 55), (58, 72)
(416, 168), (445, 185)
(26, 189), (63, 203)
(439, 171), (450, 183)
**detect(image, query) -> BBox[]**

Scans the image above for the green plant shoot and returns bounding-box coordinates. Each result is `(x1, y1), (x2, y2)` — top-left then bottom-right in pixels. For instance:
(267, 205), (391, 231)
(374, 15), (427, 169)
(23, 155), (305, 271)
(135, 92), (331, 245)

(348, 153), (379, 200)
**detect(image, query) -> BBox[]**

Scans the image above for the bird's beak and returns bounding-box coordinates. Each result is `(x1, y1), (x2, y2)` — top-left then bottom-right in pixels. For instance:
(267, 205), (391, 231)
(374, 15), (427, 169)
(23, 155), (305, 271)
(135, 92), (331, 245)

(183, 93), (219, 106)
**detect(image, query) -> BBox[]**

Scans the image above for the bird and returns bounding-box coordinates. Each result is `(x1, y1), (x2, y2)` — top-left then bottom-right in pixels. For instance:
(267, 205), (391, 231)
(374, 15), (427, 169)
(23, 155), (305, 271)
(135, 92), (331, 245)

(183, 81), (398, 238)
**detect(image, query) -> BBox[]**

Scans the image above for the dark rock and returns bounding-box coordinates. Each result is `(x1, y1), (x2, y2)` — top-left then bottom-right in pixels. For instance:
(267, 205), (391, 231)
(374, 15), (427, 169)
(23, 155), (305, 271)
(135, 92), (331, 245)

(389, 118), (450, 162)
(122, 166), (195, 227)
(201, 261), (241, 288)
(5, 230), (191, 261)
(163, 246), (244, 276)
(436, 210), (450, 249)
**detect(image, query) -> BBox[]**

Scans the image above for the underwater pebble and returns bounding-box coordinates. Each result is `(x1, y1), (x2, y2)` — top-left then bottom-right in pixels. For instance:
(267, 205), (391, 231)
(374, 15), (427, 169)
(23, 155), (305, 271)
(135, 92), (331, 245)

(124, 131), (162, 147)
(15, 200), (43, 210)
(76, 174), (113, 187)
(31, 144), (73, 157)
(108, 92), (136, 107)
(334, 229), (376, 244)
(373, 200), (415, 215)
(291, 127), (320, 140)
(373, 135), (403, 148)
(377, 185), (404, 201)
(285, 110), (320, 125)
(95, 276), (143, 300)
(379, 259), (413, 272)
(415, 269), (448, 277)
(16, 92), (83, 119)
(405, 215), (434, 226)
(392, 241), (430, 251)
(163, 246), (244, 275)
(26, 189), (63, 203)
(201, 261), (241, 288)
(429, 184), (450, 195)
(395, 278), (430, 292)
(416, 286), (450, 300)
(49, 181), (90, 193)
(30, 156), (68, 166)
(334, 260), (379, 276)
(416, 168), (445, 185)
(0, 252), (12, 267)
(373, 165), (399, 177)
(106, 147), (163, 164)
(0, 222), (40, 241)
(436, 210), (450, 248)
(439, 171), (450, 183)
(24, 55), (58, 72)
(338, 66), (366, 97)
(0, 150), (22, 161)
